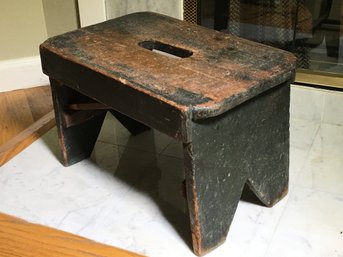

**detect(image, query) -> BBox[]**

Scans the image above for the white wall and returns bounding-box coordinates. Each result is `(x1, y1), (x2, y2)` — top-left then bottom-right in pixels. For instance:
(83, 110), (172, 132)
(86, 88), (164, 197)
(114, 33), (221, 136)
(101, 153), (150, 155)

(42, 0), (79, 37)
(0, 0), (184, 92)
(0, 0), (47, 61)
(78, 0), (107, 27)
(0, 0), (80, 92)
(105, 0), (183, 20)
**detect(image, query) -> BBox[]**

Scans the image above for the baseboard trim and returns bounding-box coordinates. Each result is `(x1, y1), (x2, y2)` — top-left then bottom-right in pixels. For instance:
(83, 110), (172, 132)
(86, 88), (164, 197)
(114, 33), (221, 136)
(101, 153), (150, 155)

(0, 56), (49, 93)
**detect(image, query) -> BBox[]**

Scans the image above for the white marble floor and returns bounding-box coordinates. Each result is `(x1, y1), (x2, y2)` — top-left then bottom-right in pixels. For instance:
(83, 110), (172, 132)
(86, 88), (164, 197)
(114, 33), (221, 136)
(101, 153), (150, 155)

(1, 85), (343, 257)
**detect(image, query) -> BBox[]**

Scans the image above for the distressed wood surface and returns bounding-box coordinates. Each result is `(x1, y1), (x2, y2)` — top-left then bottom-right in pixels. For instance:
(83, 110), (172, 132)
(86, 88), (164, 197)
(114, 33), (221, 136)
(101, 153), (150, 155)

(40, 12), (296, 256)
(184, 82), (290, 255)
(50, 79), (107, 166)
(0, 212), (145, 257)
(40, 12), (296, 120)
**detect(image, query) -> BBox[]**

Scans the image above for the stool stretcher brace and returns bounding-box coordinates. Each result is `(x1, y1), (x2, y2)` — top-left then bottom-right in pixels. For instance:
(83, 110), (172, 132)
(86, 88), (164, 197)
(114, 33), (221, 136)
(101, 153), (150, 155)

(40, 12), (296, 256)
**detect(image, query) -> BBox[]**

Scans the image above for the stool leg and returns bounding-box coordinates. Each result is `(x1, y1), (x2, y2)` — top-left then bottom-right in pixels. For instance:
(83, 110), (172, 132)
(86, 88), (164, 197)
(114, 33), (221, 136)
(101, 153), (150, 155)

(245, 123), (289, 207)
(184, 139), (246, 256)
(183, 82), (290, 255)
(244, 89), (290, 207)
(50, 79), (106, 166)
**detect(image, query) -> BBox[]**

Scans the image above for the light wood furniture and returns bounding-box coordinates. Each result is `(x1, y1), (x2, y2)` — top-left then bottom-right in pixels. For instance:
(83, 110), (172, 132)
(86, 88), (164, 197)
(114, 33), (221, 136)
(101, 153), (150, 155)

(0, 212), (144, 257)
(0, 86), (55, 166)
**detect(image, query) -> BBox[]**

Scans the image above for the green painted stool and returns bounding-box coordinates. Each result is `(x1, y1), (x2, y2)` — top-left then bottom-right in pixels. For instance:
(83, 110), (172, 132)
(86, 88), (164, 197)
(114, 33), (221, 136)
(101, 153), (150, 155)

(40, 12), (296, 256)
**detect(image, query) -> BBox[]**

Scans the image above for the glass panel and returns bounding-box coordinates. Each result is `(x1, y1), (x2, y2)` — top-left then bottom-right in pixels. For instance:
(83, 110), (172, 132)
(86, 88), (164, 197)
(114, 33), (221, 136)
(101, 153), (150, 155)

(199, 0), (343, 75)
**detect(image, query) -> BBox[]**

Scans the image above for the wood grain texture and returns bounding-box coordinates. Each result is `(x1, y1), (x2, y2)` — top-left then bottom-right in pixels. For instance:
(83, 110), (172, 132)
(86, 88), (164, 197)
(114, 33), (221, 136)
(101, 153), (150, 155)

(0, 212), (145, 257)
(40, 12), (296, 119)
(0, 111), (55, 166)
(0, 86), (55, 166)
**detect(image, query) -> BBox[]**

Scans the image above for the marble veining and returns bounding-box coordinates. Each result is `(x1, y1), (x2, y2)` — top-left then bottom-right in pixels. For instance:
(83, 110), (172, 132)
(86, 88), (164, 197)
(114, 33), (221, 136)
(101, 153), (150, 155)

(323, 90), (343, 126)
(0, 85), (342, 256)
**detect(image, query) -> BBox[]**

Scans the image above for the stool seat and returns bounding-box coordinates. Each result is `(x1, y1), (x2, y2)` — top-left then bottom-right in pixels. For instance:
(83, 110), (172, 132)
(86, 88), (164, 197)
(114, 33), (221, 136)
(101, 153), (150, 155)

(40, 12), (296, 256)
(40, 12), (295, 120)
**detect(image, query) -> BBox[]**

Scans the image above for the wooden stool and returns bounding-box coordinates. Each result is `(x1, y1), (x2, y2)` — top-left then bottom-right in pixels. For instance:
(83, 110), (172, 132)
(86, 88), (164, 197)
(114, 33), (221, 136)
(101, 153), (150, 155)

(40, 12), (296, 256)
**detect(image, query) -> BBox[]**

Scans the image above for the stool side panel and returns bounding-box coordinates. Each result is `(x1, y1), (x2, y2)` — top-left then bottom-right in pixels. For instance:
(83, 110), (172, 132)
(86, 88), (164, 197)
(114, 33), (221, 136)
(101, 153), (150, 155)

(184, 81), (290, 254)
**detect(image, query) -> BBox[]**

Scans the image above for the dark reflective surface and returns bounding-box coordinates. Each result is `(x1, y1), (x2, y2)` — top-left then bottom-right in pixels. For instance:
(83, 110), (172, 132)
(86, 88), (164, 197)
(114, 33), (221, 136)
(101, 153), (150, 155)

(198, 0), (343, 74)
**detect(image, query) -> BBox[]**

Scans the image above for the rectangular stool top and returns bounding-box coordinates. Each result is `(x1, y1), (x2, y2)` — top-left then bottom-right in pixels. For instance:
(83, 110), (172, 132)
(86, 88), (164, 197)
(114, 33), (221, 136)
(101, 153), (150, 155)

(40, 12), (296, 119)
